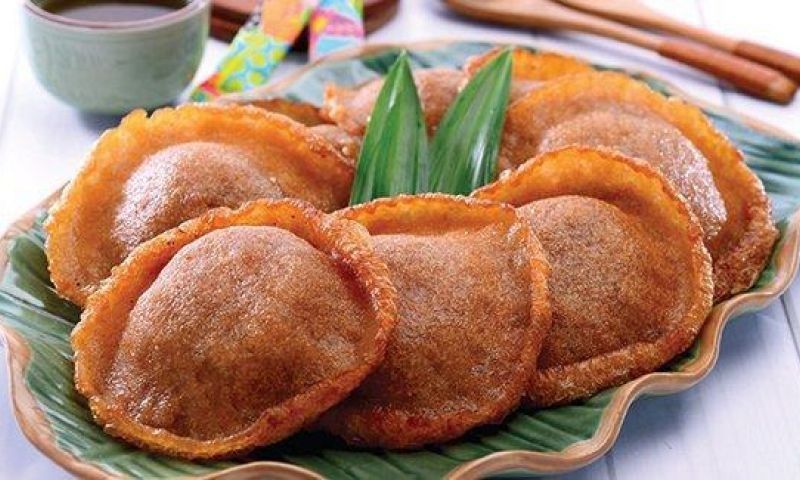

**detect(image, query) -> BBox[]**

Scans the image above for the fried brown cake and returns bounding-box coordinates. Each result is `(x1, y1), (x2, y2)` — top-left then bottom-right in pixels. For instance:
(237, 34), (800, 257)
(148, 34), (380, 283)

(321, 68), (465, 136)
(502, 73), (726, 244)
(309, 124), (362, 165)
(474, 147), (713, 406)
(224, 97), (328, 126)
(72, 199), (397, 459)
(242, 97), (327, 127)
(463, 47), (593, 102)
(502, 72), (777, 299)
(227, 97), (361, 163)
(46, 104), (354, 307)
(320, 194), (551, 448)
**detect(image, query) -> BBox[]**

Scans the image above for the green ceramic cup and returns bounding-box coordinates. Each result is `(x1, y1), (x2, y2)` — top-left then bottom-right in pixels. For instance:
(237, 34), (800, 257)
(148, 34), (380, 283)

(23, 0), (210, 114)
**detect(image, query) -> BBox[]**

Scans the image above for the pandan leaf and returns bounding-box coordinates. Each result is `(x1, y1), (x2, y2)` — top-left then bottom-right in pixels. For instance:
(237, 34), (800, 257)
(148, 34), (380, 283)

(349, 51), (428, 205)
(428, 48), (512, 194)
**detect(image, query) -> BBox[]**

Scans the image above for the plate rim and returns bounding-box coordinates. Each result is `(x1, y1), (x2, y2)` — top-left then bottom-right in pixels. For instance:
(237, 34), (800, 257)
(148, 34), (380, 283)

(2, 39), (800, 480)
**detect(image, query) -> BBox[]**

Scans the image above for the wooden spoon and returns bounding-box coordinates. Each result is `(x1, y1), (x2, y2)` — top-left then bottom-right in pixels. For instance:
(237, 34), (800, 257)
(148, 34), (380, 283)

(556, 0), (800, 83)
(444, 0), (797, 104)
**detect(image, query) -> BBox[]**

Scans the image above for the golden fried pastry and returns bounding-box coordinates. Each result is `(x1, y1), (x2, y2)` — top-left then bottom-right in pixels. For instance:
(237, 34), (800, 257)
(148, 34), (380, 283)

(463, 47), (593, 102)
(46, 104), (353, 306)
(225, 97), (328, 126)
(502, 72), (726, 243)
(309, 124), (361, 165)
(319, 194), (551, 449)
(227, 97), (361, 163)
(72, 199), (397, 459)
(502, 72), (777, 298)
(321, 68), (465, 135)
(474, 147), (713, 406)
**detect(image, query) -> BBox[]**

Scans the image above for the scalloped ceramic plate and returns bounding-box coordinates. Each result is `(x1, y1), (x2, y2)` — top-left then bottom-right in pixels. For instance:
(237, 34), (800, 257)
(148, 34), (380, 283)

(2, 41), (800, 480)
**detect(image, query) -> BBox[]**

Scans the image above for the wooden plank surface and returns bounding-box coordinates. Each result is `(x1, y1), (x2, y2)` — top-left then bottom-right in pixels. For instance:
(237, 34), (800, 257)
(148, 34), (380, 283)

(0, 1), (799, 479)
(703, 1), (800, 396)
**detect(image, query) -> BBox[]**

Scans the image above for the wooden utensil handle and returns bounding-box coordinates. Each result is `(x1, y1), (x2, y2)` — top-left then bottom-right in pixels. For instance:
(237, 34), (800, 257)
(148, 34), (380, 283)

(658, 38), (797, 104)
(734, 40), (800, 83)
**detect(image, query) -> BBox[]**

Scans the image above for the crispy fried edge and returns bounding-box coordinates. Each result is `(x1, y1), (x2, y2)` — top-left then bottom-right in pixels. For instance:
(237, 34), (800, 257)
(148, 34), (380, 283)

(321, 82), (364, 135)
(474, 146), (713, 407)
(308, 124), (361, 166)
(462, 46), (593, 81)
(45, 103), (355, 307)
(225, 97), (329, 126)
(504, 71), (778, 300)
(320, 69), (465, 137)
(70, 198), (398, 459)
(218, 99), (363, 163)
(318, 193), (552, 448)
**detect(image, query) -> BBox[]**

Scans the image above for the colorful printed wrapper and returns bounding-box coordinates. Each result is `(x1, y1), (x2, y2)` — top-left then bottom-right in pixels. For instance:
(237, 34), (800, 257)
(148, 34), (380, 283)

(190, 0), (316, 102)
(191, 0), (365, 101)
(309, 0), (365, 61)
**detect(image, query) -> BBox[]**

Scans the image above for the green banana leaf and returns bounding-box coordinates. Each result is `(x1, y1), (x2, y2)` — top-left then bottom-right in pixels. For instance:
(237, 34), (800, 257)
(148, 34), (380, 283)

(2, 41), (800, 479)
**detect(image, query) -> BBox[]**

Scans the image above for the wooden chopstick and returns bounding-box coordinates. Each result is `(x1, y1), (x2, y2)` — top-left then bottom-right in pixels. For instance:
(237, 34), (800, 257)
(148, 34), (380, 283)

(555, 0), (800, 82)
(444, 0), (797, 104)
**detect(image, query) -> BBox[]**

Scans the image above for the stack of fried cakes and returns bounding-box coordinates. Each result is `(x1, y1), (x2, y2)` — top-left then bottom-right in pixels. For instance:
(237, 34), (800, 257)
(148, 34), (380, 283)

(47, 48), (776, 459)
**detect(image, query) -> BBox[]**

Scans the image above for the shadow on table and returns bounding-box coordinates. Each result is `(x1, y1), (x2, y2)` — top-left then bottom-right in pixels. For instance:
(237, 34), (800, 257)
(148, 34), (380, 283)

(77, 112), (124, 132)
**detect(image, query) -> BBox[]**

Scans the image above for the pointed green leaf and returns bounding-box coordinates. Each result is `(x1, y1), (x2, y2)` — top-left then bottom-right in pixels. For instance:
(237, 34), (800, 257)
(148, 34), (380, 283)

(349, 51), (428, 205)
(428, 48), (512, 194)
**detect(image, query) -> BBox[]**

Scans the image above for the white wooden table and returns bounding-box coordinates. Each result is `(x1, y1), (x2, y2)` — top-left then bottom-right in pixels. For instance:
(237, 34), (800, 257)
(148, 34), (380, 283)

(2, 1), (800, 478)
